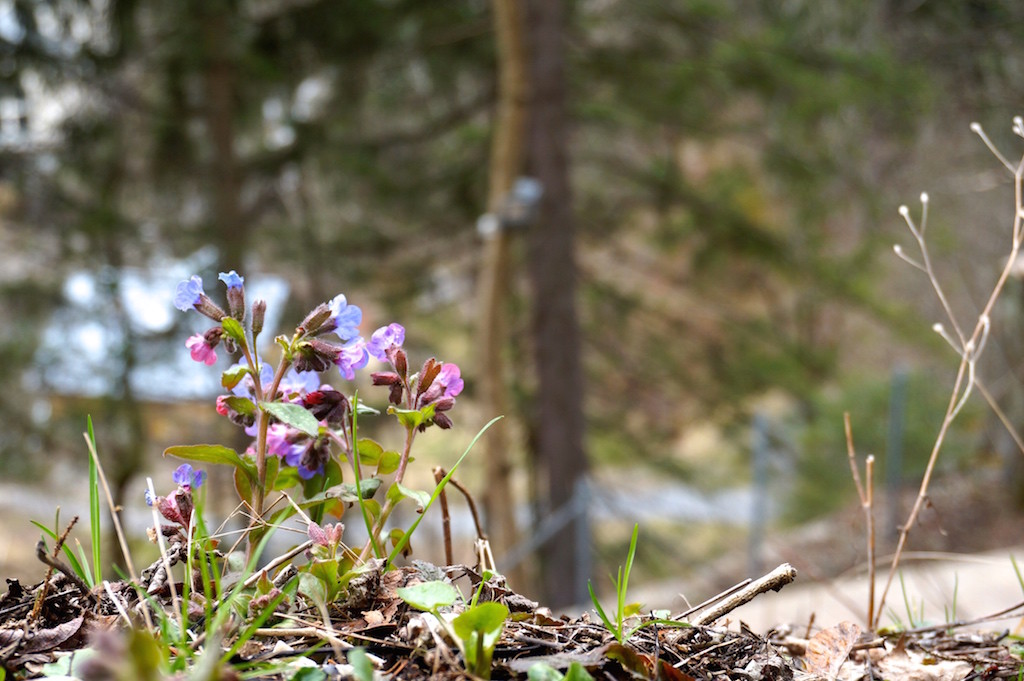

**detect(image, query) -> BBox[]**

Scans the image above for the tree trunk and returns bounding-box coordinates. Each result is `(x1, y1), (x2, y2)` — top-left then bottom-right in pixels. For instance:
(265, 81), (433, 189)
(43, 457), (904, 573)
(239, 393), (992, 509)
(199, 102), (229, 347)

(478, 0), (530, 585)
(525, 0), (588, 609)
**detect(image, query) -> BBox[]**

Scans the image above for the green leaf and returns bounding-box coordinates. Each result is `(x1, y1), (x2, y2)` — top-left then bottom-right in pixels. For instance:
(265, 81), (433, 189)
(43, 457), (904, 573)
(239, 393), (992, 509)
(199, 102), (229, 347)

(291, 669), (327, 681)
(164, 445), (256, 483)
(347, 648), (374, 681)
(452, 601), (509, 641)
(356, 438), (383, 465)
(564, 662), (596, 681)
(233, 466), (253, 505)
(223, 396), (256, 416)
(377, 450), (401, 475)
(396, 580), (459, 612)
(221, 364), (249, 390)
(273, 465), (301, 490)
(387, 403), (435, 429)
(298, 572), (327, 607)
(326, 478), (382, 503)
(260, 401), (320, 437)
(221, 316), (246, 344)
(453, 601), (508, 678)
(388, 528), (410, 558)
(354, 402), (380, 416)
(528, 662), (594, 681)
(527, 663), (565, 681)
(386, 482), (431, 513)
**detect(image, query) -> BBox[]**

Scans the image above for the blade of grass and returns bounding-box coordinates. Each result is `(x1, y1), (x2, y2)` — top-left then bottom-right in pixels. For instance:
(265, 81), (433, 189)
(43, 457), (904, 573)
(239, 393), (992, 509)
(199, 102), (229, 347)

(30, 521), (89, 585)
(86, 416), (102, 585)
(386, 416), (503, 567)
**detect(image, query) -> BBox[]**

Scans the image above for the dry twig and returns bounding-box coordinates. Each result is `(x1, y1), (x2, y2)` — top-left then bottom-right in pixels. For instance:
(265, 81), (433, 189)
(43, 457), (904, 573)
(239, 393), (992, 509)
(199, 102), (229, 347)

(877, 119), (1024, 627)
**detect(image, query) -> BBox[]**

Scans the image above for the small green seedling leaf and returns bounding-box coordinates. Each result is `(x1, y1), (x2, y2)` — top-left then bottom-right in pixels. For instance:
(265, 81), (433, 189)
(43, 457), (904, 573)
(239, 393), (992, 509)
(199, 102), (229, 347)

(260, 401), (320, 437)
(527, 662), (595, 681)
(387, 482), (431, 513)
(396, 580), (459, 612)
(453, 601), (509, 679)
(347, 647), (375, 681)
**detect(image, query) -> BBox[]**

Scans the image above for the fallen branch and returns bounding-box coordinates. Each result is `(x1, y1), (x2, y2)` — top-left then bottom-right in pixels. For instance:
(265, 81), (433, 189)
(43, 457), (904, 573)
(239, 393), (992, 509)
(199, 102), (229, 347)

(689, 563), (797, 626)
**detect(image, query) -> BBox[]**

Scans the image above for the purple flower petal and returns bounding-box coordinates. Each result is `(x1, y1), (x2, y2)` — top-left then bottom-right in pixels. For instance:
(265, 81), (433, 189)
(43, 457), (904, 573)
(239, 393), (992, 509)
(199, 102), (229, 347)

(174, 276), (204, 311)
(367, 323), (405, 361)
(437, 363), (464, 398)
(335, 337), (369, 380)
(328, 294), (363, 341)
(218, 271), (244, 290)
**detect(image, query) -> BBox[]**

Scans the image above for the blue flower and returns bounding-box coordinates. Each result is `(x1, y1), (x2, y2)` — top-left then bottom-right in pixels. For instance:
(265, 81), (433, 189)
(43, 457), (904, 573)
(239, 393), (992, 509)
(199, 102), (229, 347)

(218, 271), (244, 290)
(366, 323), (405, 362)
(328, 294), (362, 341)
(336, 337), (369, 380)
(172, 463), (206, 490)
(174, 276), (204, 311)
(279, 367), (320, 398)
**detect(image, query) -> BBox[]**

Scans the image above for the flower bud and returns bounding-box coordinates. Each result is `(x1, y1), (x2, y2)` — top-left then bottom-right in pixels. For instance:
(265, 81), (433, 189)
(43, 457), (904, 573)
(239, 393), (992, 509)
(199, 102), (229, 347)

(432, 396), (455, 413)
(251, 299), (267, 336)
(298, 303), (334, 337)
(195, 293), (228, 323)
(417, 358), (440, 396)
(433, 413), (453, 430)
(226, 285), (245, 321)
(371, 372), (401, 386)
(389, 382), (404, 405)
(294, 339), (342, 373)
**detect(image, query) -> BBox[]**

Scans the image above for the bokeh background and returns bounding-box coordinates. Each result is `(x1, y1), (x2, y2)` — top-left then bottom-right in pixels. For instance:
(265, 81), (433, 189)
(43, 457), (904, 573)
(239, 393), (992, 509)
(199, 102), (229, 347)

(2, 0), (1024, 615)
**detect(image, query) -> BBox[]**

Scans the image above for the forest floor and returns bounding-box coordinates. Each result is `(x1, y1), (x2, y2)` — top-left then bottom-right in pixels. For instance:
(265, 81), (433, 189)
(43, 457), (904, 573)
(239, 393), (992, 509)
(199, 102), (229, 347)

(2, 467), (1024, 678)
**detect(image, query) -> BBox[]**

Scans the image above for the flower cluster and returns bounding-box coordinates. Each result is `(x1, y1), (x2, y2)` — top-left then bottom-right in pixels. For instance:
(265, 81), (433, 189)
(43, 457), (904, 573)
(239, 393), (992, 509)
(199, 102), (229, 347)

(369, 323), (464, 430)
(168, 271), (466, 488)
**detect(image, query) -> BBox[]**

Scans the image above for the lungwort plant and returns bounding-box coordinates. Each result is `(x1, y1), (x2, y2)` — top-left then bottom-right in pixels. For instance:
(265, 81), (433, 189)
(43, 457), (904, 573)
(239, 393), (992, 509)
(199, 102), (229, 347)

(158, 270), (495, 564)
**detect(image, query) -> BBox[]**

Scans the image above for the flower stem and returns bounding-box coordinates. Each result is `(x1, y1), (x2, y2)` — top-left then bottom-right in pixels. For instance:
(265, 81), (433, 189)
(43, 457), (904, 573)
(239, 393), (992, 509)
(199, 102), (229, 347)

(358, 424), (417, 561)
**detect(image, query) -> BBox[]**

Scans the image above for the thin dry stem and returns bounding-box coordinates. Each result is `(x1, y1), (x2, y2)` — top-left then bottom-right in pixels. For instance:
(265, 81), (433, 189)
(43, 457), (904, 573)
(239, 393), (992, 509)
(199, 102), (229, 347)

(844, 413), (876, 628)
(433, 467), (454, 566)
(875, 125), (1024, 628)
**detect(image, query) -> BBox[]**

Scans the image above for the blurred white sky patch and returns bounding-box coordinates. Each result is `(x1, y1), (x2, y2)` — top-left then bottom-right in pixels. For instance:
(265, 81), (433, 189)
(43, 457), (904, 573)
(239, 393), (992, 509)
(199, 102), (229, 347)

(30, 250), (289, 402)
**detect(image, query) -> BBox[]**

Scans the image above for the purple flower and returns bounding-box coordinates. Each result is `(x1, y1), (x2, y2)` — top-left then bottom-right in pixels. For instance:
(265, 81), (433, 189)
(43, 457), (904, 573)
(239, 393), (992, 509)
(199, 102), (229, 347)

(436, 363), (464, 398)
(218, 271), (244, 289)
(173, 464), (206, 490)
(185, 333), (218, 365)
(174, 276), (205, 311)
(265, 424), (300, 459)
(335, 337), (369, 380)
(366, 323), (405, 362)
(279, 367), (320, 399)
(328, 294), (362, 341)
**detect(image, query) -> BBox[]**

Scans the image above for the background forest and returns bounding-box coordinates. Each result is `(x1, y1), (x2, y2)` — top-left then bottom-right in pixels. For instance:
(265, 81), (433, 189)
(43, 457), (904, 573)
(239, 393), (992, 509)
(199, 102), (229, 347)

(1, 0), (1024, 611)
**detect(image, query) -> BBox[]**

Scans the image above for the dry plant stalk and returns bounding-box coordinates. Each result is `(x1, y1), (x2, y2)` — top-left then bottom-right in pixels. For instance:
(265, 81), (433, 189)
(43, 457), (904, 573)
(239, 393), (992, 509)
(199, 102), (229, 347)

(843, 413), (875, 628)
(875, 118), (1024, 628)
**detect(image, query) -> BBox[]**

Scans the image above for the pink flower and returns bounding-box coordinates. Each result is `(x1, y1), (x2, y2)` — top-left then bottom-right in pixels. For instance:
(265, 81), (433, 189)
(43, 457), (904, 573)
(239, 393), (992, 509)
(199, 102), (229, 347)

(186, 333), (217, 365)
(436, 363), (464, 398)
